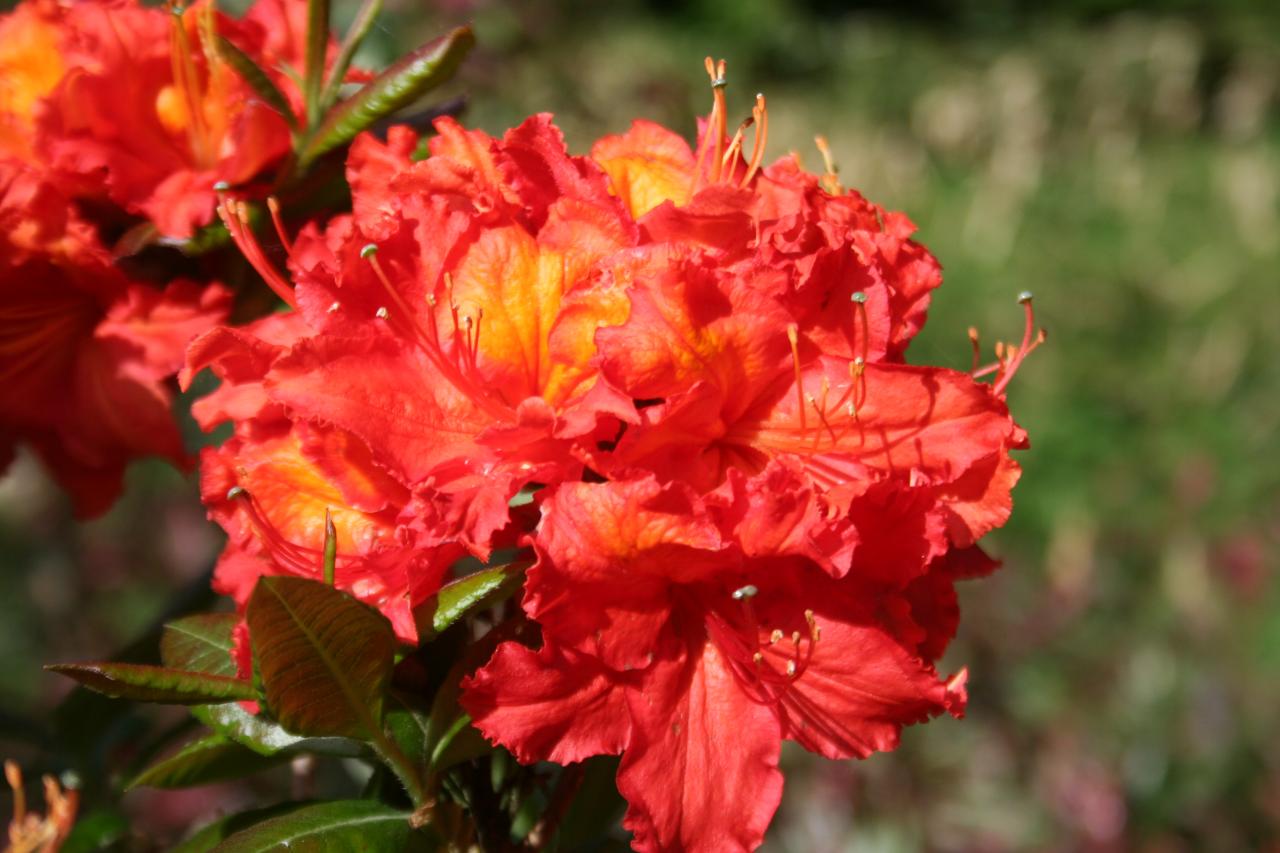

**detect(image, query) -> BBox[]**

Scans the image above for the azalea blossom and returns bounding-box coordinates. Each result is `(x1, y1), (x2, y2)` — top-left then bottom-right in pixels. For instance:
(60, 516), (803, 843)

(462, 472), (971, 851)
(0, 160), (229, 516)
(190, 55), (1038, 850)
(185, 113), (643, 635)
(26, 0), (316, 238)
(455, 60), (1038, 850)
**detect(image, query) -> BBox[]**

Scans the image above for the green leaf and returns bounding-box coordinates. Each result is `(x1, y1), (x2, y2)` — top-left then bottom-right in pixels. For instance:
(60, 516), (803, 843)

(318, 0), (382, 112)
(191, 703), (364, 759)
(161, 613), (240, 676)
(427, 714), (489, 773)
(215, 35), (297, 131)
(205, 801), (430, 852)
(383, 691), (431, 769)
(128, 732), (286, 790)
(297, 26), (474, 169)
(172, 804), (307, 853)
(413, 562), (525, 642)
(322, 509), (337, 586)
(46, 662), (256, 705)
(246, 576), (395, 740)
(60, 809), (129, 853)
(160, 612), (363, 757)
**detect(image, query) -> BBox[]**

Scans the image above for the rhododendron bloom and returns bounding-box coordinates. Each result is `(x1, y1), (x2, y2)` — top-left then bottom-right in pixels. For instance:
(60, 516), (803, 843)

(463, 473), (968, 850)
(455, 60), (1040, 850)
(30, 0), (320, 238)
(0, 162), (229, 516)
(190, 55), (1039, 850)
(186, 116), (644, 626)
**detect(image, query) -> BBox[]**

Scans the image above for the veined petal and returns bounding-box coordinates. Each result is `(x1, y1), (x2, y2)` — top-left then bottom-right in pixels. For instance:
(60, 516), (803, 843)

(527, 478), (734, 672)
(596, 249), (792, 422)
(591, 119), (695, 220)
(740, 359), (1015, 489)
(462, 641), (631, 765)
(265, 334), (490, 483)
(618, 645), (783, 853)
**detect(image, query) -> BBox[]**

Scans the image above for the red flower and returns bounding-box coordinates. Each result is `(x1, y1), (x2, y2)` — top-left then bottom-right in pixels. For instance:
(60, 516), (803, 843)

(192, 56), (1039, 849)
(192, 116), (640, 561)
(0, 161), (230, 515)
(0, 0), (65, 163)
(32, 0), (308, 238)
(455, 59), (1039, 850)
(462, 473), (967, 851)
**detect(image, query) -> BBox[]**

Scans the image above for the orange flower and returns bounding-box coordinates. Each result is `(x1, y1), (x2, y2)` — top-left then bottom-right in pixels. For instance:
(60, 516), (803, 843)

(0, 0), (64, 163)
(4, 761), (77, 853)
(0, 161), (230, 516)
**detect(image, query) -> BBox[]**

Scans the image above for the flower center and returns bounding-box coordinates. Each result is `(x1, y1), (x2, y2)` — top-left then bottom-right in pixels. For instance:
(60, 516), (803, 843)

(705, 584), (820, 707)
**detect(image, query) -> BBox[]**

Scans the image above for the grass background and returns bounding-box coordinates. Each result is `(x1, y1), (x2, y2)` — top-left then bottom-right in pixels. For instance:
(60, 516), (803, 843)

(2, 0), (1278, 848)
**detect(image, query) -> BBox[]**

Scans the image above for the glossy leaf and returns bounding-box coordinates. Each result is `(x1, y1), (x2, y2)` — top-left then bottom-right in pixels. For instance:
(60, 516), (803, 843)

(245, 576), (395, 739)
(204, 800), (429, 852)
(160, 613), (239, 676)
(215, 35), (297, 130)
(128, 732), (286, 790)
(161, 613), (305, 755)
(318, 0), (382, 111)
(297, 26), (474, 169)
(170, 804), (318, 853)
(384, 691), (431, 770)
(46, 662), (255, 705)
(413, 562), (525, 642)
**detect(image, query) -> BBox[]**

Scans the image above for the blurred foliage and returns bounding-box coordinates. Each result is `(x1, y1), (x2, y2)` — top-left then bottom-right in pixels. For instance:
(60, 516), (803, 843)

(3, 0), (1279, 849)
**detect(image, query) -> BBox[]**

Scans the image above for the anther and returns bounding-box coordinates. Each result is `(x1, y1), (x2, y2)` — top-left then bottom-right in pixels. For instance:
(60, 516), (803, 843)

(375, 306), (389, 319)
(791, 630), (801, 645)
(851, 291), (867, 304)
(212, 180), (230, 192)
(732, 584), (758, 601)
(815, 135), (842, 194)
(769, 628), (784, 644)
(752, 652), (764, 665)
(226, 486), (247, 500)
(327, 301), (340, 313)
(785, 660), (797, 677)
(360, 243), (378, 259)
(1018, 290), (1034, 304)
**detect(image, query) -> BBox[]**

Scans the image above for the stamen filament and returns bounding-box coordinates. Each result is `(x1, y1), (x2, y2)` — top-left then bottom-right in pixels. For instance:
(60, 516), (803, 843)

(815, 135), (842, 194)
(217, 197), (297, 308)
(741, 94), (769, 186)
(266, 197), (293, 254)
(994, 292), (1044, 395)
(168, 3), (212, 168)
(787, 324), (807, 431)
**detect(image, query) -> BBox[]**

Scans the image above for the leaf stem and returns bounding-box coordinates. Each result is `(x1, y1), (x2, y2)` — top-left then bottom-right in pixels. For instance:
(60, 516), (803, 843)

(370, 726), (429, 811)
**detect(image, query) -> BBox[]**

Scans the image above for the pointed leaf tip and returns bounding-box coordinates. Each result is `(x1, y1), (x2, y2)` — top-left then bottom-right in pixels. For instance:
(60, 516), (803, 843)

(46, 662), (256, 705)
(297, 25), (475, 169)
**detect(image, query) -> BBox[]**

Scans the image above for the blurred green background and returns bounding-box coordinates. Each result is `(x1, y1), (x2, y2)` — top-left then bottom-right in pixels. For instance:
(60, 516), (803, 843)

(3, 0), (1279, 849)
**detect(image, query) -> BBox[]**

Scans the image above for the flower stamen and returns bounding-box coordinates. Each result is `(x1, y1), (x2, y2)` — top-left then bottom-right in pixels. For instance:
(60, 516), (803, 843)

(741, 94), (768, 187)
(815, 135), (842, 195)
(217, 196), (297, 308)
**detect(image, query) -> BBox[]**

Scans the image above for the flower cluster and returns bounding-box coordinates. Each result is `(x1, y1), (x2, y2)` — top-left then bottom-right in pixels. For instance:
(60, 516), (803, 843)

(0, 0), (341, 515)
(190, 58), (1039, 850)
